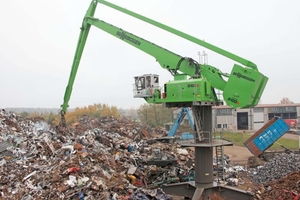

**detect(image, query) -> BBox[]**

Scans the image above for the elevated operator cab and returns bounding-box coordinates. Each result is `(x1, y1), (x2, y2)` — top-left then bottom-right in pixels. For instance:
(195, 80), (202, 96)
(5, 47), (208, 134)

(133, 74), (160, 98)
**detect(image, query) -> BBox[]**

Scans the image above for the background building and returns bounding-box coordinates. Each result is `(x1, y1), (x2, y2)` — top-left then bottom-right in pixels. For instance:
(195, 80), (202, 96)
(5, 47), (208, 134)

(172, 104), (300, 132)
(212, 104), (300, 131)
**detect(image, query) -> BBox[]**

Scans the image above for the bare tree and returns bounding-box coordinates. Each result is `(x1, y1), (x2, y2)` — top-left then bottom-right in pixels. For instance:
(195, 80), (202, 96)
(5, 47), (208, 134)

(137, 104), (173, 127)
(280, 97), (294, 104)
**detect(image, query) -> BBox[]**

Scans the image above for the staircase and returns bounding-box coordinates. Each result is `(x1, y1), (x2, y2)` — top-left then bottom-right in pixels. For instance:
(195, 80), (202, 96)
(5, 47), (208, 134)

(215, 145), (224, 182)
(191, 106), (204, 141)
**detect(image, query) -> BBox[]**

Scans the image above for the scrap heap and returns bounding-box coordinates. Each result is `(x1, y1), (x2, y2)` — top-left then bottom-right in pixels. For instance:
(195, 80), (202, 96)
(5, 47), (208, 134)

(248, 153), (300, 199)
(2, 109), (300, 200)
(0, 109), (194, 200)
(249, 171), (300, 200)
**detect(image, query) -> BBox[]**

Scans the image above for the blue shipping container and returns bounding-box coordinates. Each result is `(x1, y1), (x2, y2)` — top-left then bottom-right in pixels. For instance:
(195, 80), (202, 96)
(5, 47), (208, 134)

(253, 118), (290, 152)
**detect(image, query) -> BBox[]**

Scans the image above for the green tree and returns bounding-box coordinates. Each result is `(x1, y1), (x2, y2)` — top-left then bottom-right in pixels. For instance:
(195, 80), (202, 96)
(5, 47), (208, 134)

(27, 111), (40, 118)
(19, 111), (29, 118)
(46, 112), (57, 124)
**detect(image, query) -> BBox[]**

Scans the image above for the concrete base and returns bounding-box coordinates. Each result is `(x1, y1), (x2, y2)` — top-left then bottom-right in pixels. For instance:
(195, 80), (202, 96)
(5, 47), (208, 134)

(161, 181), (254, 200)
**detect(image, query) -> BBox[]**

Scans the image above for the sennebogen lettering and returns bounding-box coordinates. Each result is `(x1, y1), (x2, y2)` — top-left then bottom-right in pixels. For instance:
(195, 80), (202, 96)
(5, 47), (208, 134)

(232, 72), (255, 82)
(116, 31), (141, 46)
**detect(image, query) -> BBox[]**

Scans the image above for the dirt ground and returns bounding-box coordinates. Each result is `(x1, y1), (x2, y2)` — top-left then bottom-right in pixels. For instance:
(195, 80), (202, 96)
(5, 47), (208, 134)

(222, 145), (253, 165)
(219, 133), (299, 165)
(155, 132), (299, 166)
(171, 133), (299, 199)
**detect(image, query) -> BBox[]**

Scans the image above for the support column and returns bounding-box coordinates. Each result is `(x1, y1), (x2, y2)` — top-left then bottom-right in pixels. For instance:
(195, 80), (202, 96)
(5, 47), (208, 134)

(193, 106), (213, 187)
(161, 105), (253, 199)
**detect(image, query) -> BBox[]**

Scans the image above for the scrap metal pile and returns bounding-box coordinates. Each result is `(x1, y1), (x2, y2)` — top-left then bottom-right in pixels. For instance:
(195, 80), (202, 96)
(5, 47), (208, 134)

(259, 171), (300, 200)
(0, 109), (194, 200)
(248, 153), (300, 199)
(250, 153), (300, 184)
(2, 109), (300, 200)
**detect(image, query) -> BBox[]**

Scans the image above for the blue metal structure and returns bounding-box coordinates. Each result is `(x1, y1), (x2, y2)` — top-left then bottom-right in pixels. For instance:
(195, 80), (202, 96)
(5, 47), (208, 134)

(167, 107), (194, 138)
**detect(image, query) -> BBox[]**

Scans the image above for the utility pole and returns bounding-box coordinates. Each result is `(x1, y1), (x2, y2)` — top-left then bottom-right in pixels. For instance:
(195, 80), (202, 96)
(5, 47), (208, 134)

(197, 51), (202, 64)
(198, 51), (208, 64)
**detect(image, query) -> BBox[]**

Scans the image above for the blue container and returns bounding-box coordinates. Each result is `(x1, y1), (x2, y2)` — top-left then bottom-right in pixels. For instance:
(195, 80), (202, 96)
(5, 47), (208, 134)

(254, 118), (290, 151)
(244, 117), (290, 156)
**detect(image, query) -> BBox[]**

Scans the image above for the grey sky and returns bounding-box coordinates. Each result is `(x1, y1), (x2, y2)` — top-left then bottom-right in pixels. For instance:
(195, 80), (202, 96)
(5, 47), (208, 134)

(0, 0), (299, 110)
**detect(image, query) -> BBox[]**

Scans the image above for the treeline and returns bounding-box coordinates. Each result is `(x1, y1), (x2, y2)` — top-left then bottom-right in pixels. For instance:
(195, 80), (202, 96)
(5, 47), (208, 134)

(5, 107), (62, 114)
(53, 103), (120, 125)
(17, 103), (120, 126)
(13, 103), (174, 128)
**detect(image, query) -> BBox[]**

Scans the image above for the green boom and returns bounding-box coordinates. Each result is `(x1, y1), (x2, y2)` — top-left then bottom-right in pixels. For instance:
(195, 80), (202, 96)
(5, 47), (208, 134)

(60, 0), (268, 116)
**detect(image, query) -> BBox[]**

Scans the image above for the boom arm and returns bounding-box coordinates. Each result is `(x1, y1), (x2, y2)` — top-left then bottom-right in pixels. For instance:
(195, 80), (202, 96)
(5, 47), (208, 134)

(97, 0), (258, 71)
(85, 18), (201, 77)
(94, 0), (268, 109)
(60, 0), (268, 124)
(60, 3), (97, 115)
(60, 0), (210, 115)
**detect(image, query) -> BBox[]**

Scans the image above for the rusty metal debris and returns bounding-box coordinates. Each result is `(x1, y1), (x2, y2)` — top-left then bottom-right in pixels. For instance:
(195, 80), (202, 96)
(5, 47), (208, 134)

(2, 108), (300, 200)
(247, 171), (300, 200)
(249, 153), (300, 184)
(0, 110), (184, 199)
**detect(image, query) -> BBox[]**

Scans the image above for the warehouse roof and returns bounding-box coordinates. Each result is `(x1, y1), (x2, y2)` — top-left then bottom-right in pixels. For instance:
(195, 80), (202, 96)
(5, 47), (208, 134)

(213, 103), (300, 109)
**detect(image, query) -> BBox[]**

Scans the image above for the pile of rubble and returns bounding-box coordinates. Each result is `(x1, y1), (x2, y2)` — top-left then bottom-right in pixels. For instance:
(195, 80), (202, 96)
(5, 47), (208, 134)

(260, 171), (300, 199)
(72, 115), (166, 138)
(245, 153), (300, 199)
(249, 171), (300, 200)
(0, 109), (195, 199)
(249, 153), (300, 184)
(3, 108), (300, 200)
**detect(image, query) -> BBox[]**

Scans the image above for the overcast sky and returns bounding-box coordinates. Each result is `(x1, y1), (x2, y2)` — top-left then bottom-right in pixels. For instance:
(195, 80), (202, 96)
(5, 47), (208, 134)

(0, 0), (299, 110)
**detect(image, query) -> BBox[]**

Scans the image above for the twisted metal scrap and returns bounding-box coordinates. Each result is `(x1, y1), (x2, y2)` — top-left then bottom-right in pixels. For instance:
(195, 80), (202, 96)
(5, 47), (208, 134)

(250, 153), (300, 184)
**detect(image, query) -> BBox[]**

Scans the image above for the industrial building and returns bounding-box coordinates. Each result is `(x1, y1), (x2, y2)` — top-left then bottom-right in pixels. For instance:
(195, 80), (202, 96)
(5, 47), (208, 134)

(173, 103), (300, 131)
(212, 103), (300, 131)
